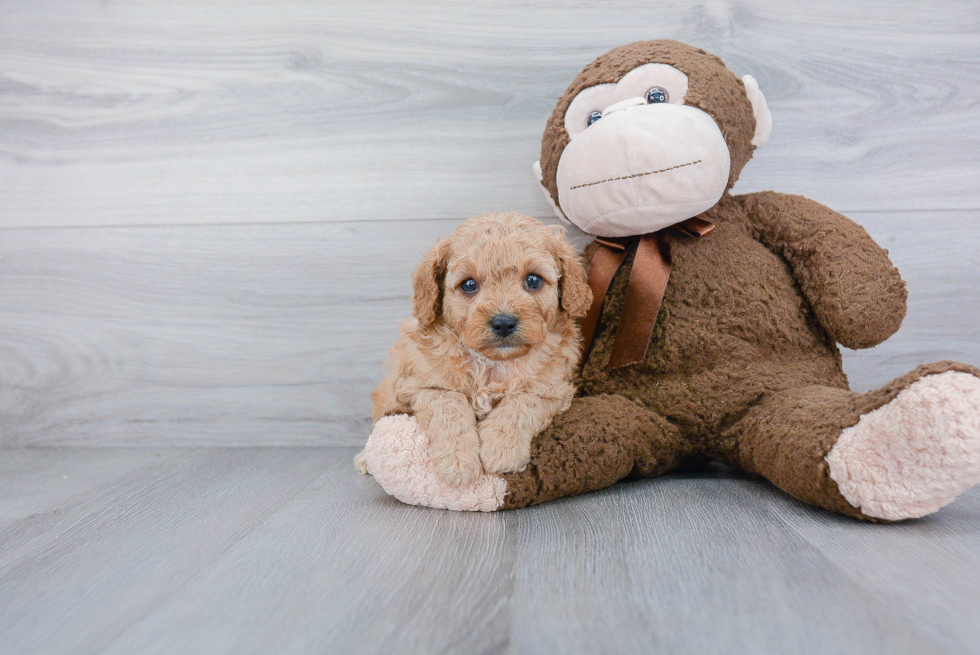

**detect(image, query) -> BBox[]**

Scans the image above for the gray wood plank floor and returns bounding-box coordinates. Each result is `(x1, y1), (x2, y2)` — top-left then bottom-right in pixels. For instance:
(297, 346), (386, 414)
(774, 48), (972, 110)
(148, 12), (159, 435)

(1, 447), (978, 655)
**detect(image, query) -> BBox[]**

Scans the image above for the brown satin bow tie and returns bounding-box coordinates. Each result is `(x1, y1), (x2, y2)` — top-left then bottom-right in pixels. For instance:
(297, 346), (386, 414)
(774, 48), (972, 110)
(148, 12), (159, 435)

(579, 217), (715, 369)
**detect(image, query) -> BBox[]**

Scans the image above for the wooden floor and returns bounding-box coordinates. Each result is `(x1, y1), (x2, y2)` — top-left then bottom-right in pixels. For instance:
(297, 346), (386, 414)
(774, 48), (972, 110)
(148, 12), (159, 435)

(0, 447), (977, 655)
(2, 1), (980, 653)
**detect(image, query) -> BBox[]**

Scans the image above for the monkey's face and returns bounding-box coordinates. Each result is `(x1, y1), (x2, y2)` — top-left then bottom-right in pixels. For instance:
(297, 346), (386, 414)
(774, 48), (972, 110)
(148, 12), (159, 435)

(536, 41), (771, 238)
(557, 63), (731, 237)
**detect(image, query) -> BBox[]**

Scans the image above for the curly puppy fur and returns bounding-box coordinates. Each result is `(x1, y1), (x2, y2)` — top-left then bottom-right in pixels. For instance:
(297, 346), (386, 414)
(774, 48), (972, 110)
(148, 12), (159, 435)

(355, 212), (592, 486)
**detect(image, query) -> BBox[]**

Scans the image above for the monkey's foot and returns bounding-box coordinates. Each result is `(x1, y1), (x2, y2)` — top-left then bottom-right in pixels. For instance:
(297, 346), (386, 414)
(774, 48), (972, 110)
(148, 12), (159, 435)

(363, 415), (508, 512)
(827, 371), (980, 520)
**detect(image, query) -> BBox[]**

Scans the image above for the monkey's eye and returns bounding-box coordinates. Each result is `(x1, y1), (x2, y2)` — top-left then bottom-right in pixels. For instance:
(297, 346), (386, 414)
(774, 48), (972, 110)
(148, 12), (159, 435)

(524, 273), (543, 290)
(460, 279), (479, 294)
(646, 86), (669, 104)
(586, 111), (603, 127)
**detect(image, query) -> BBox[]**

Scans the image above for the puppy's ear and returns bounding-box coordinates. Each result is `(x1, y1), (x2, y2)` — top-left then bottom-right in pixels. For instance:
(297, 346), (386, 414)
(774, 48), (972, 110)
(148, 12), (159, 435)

(550, 226), (592, 319)
(412, 238), (452, 329)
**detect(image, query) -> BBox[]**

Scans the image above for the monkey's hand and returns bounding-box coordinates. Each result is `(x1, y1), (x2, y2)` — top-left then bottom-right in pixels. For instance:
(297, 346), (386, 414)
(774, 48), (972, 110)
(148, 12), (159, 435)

(740, 191), (907, 349)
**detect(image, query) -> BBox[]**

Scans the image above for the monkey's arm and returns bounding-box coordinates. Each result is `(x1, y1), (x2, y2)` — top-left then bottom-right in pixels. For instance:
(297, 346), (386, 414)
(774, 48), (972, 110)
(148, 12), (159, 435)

(738, 191), (907, 349)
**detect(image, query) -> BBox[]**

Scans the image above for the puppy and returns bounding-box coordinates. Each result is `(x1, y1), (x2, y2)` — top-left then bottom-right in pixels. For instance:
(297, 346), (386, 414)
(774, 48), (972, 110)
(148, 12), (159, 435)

(355, 212), (592, 486)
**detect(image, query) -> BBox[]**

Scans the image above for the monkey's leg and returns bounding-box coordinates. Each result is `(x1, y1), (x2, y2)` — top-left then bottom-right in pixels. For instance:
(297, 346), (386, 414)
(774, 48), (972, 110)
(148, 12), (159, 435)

(723, 361), (980, 521)
(363, 394), (693, 511)
(498, 394), (694, 509)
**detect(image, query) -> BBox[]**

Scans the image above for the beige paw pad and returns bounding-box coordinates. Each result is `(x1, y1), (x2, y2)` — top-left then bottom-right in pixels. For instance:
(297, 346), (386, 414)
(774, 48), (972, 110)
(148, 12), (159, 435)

(827, 371), (980, 520)
(363, 415), (508, 512)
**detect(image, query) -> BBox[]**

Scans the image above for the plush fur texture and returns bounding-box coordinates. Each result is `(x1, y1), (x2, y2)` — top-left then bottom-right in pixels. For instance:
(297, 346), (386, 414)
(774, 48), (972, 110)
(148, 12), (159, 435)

(827, 371), (980, 520)
(365, 415), (508, 512)
(364, 41), (980, 521)
(356, 212), (591, 487)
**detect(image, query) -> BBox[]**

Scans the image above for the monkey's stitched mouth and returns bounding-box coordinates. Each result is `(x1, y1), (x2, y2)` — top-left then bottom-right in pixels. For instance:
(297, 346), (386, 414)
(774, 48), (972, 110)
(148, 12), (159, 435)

(570, 159), (702, 190)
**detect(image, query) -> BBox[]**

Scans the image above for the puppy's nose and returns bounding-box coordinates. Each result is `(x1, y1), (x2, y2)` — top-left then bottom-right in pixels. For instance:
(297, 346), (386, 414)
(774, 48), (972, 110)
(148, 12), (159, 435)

(489, 314), (519, 338)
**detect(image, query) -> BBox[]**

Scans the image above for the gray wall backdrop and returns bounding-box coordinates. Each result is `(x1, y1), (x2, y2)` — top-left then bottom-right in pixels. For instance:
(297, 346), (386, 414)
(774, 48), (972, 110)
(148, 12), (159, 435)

(1, 0), (978, 447)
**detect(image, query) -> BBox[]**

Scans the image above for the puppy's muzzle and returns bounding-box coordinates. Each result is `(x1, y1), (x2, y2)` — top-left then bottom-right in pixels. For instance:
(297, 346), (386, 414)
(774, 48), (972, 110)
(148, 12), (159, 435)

(489, 313), (519, 339)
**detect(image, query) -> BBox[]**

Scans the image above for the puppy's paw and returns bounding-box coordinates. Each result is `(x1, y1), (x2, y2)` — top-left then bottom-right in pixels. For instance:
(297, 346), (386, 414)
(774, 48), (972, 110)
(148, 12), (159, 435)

(479, 422), (532, 475)
(353, 449), (369, 475)
(430, 430), (484, 487)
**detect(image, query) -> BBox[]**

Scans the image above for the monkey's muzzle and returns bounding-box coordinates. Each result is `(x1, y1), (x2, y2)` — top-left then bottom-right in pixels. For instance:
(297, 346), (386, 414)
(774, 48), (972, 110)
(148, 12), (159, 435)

(556, 103), (731, 237)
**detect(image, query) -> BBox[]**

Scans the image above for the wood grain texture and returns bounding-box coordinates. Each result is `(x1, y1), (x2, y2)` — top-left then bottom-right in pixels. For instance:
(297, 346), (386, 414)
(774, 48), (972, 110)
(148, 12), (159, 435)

(759, 481), (980, 653)
(0, 218), (447, 448)
(1, 447), (978, 654)
(1, 0), (979, 228)
(0, 448), (182, 573)
(99, 451), (514, 655)
(0, 448), (338, 655)
(0, 211), (977, 447)
(0, 448), (163, 520)
(508, 474), (952, 654)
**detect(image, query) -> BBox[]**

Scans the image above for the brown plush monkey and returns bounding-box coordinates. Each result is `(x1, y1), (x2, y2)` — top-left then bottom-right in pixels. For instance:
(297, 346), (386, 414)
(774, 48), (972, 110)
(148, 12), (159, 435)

(364, 40), (980, 520)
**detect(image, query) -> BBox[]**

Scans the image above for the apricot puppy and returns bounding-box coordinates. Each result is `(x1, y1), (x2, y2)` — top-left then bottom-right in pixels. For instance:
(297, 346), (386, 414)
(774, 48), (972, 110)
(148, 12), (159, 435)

(354, 212), (592, 486)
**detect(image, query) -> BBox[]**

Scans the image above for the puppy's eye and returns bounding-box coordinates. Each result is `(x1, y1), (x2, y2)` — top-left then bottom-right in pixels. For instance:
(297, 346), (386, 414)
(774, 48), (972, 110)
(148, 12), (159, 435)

(524, 274), (543, 290)
(460, 279), (479, 294)
(586, 111), (602, 127)
(646, 86), (669, 104)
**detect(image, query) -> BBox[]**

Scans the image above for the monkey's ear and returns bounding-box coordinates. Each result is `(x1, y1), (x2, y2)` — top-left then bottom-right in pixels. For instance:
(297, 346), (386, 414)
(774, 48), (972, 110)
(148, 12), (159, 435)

(412, 238), (451, 329)
(533, 161), (568, 222)
(550, 225), (593, 319)
(742, 75), (772, 148)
